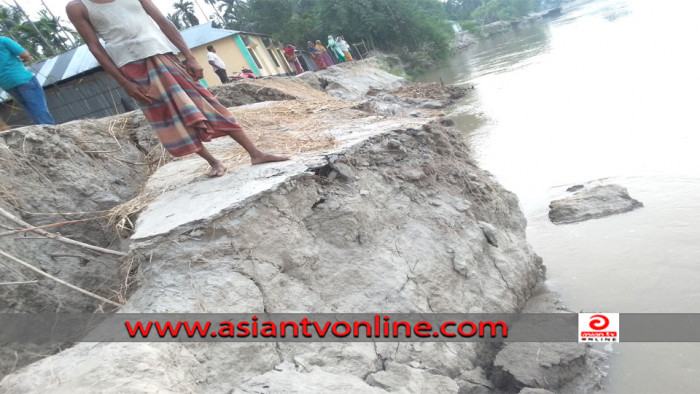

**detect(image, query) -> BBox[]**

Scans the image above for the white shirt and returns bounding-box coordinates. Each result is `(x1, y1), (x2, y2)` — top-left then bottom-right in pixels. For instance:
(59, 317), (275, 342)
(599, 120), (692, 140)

(337, 39), (350, 52)
(81, 0), (174, 67)
(207, 52), (226, 71)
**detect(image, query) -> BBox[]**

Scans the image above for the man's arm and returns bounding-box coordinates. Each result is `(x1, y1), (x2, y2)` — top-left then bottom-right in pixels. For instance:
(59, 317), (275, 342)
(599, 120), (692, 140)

(4, 37), (32, 63)
(66, 0), (152, 105)
(139, 0), (203, 80)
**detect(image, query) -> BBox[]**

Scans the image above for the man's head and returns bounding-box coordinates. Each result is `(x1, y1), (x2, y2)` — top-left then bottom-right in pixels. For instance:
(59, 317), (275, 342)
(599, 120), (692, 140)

(207, 45), (215, 52)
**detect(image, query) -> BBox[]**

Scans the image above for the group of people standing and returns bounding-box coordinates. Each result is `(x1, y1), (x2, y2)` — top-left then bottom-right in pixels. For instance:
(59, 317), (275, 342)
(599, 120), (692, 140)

(285, 35), (354, 75)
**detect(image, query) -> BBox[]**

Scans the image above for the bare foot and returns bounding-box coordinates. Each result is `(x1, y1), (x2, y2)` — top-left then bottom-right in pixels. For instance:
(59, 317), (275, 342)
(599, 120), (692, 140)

(251, 152), (290, 165)
(204, 163), (227, 177)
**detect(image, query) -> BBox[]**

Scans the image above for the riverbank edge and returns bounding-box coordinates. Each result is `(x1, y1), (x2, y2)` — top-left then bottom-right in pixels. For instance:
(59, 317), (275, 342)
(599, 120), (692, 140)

(0, 59), (603, 393)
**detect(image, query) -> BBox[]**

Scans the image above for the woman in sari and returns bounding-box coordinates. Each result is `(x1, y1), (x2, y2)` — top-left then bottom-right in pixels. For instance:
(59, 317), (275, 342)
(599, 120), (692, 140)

(306, 41), (326, 70)
(284, 45), (303, 74)
(336, 36), (353, 61)
(315, 40), (335, 68)
(327, 35), (345, 63)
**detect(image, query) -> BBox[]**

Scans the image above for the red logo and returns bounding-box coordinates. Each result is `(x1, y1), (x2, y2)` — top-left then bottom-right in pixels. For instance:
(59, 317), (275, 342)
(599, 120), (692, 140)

(589, 315), (610, 330)
(579, 313), (619, 342)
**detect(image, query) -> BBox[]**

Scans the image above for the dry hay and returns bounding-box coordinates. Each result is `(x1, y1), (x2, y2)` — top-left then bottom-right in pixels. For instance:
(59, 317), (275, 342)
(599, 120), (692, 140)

(0, 116), (10, 132)
(73, 115), (170, 172)
(107, 187), (160, 236)
(211, 99), (360, 168)
(0, 117), (166, 236)
(108, 98), (364, 234)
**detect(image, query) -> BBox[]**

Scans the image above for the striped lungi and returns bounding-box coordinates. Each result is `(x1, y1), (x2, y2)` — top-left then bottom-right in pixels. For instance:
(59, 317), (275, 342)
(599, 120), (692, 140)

(120, 53), (242, 157)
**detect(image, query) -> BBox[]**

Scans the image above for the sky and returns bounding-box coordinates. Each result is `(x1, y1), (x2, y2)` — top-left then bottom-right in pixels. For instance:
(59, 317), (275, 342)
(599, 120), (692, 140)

(19, 0), (213, 25)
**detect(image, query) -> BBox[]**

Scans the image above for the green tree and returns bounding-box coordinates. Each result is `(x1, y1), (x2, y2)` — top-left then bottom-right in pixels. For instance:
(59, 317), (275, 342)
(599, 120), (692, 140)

(206, 0), (453, 70)
(311, 0), (451, 59)
(0, 4), (80, 60)
(203, 0), (226, 25)
(172, 0), (200, 28)
(234, 0), (296, 35)
(35, 11), (71, 52)
(0, 3), (55, 58)
(0, 5), (24, 44)
(167, 13), (184, 30)
(444, 0), (484, 21)
(215, 0), (247, 28)
(39, 0), (78, 47)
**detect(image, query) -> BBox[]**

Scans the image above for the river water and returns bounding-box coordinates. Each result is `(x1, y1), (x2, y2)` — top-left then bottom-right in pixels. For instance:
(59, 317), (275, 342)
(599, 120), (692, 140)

(418, 0), (700, 392)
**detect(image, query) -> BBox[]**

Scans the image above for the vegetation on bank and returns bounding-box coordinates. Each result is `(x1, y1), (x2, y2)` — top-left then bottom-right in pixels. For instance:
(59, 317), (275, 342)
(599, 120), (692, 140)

(447, 0), (539, 25)
(207, 0), (560, 76)
(211, 0), (453, 66)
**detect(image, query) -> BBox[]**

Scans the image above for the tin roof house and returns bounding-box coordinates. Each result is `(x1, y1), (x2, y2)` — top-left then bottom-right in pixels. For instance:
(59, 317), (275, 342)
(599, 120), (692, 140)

(0, 22), (293, 126)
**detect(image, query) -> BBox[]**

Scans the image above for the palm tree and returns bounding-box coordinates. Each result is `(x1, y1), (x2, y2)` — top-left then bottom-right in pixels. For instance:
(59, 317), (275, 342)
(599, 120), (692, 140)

(40, 0), (77, 47)
(9, 0), (55, 56)
(167, 13), (184, 30)
(190, 0), (210, 23)
(172, 0), (199, 28)
(11, 23), (52, 56)
(203, 0), (225, 25)
(0, 5), (42, 57)
(0, 5), (23, 42)
(36, 11), (70, 52)
(216, 0), (246, 29)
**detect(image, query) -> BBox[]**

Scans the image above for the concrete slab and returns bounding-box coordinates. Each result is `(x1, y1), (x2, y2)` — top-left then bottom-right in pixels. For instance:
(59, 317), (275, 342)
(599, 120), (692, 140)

(131, 159), (309, 240)
(131, 117), (430, 240)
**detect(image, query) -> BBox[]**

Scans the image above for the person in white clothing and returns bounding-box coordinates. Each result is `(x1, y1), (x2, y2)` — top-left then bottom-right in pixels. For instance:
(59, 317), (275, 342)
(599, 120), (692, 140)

(336, 36), (353, 62)
(206, 45), (228, 83)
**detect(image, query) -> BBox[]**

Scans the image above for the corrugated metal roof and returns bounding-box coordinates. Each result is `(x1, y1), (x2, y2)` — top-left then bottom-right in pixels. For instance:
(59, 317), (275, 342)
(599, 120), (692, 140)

(180, 22), (241, 48)
(1, 22), (255, 100)
(32, 56), (58, 85)
(59, 45), (101, 83)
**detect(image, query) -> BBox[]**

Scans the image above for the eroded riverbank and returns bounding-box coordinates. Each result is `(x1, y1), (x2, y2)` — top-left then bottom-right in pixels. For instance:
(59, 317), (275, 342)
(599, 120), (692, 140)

(419, 0), (700, 391)
(1, 59), (603, 392)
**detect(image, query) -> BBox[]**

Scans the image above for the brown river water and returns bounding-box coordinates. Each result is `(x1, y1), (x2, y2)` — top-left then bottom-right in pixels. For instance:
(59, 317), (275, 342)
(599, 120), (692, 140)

(419, 0), (700, 392)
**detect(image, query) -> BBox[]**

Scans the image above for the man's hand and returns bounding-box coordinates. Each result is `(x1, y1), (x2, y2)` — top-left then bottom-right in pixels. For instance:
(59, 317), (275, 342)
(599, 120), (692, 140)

(19, 51), (32, 64)
(185, 58), (204, 80)
(122, 81), (153, 106)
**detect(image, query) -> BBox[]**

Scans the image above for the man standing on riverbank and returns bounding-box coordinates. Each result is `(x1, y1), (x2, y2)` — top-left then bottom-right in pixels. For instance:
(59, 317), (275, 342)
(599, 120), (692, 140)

(207, 45), (228, 84)
(0, 36), (55, 125)
(66, 0), (288, 177)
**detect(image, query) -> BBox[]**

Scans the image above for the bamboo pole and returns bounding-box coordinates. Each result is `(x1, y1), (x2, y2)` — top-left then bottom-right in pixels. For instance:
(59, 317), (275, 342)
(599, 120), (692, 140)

(40, 0), (77, 47)
(0, 248), (123, 307)
(204, 0), (226, 26)
(0, 215), (109, 237)
(192, 0), (209, 24)
(10, 0), (56, 55)
(0, 206), (126, 257)
(0, 280), (38, 286)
